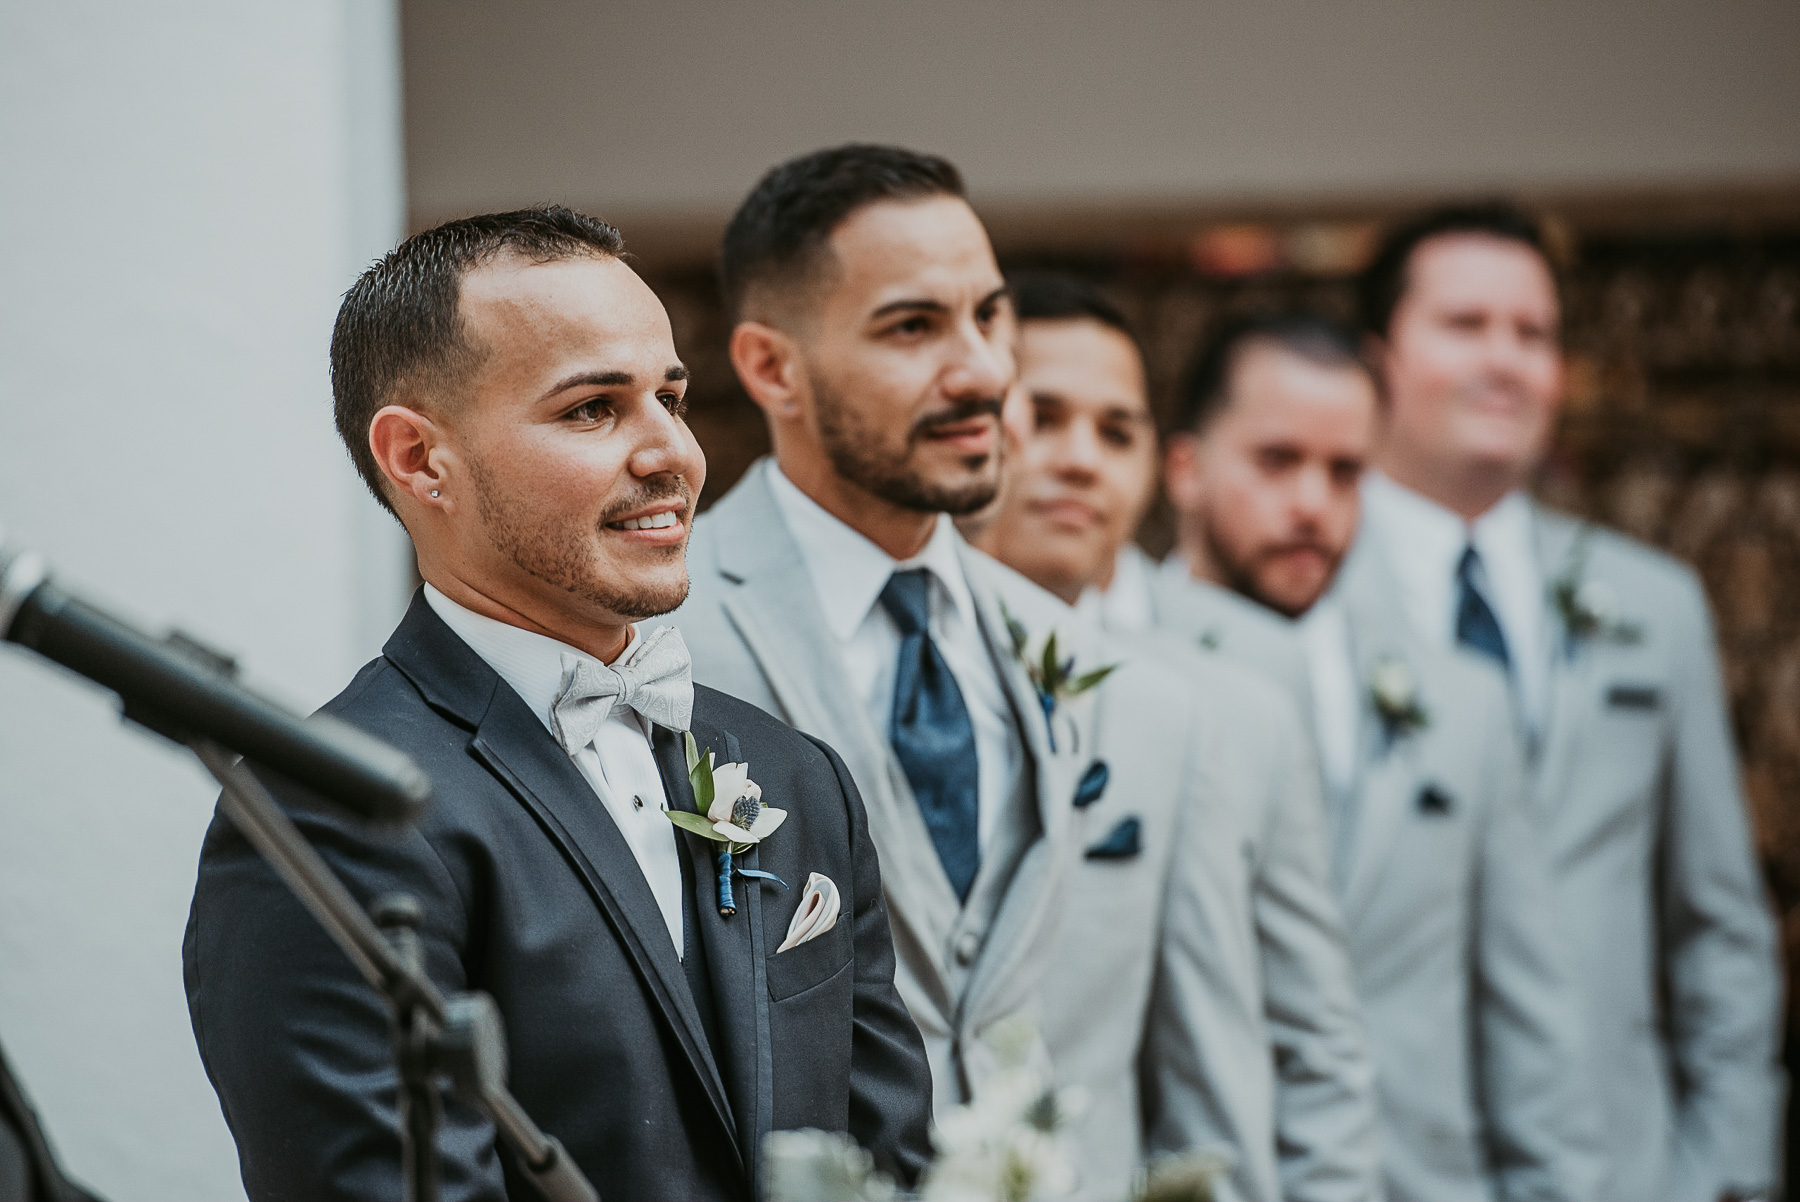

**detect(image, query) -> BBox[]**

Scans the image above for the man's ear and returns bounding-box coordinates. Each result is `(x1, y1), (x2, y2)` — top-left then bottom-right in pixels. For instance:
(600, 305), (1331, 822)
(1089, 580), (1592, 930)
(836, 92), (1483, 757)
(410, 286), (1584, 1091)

(1361, 332), (1391, 402)
(729, 321), (804, 419)
(369, 404), (453, 512)
(1163, 432), (1205, 513)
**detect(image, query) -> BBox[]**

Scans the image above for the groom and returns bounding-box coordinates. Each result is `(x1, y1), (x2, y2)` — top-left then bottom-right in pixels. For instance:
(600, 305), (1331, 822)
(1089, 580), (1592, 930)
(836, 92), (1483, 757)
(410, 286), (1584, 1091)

(183, 206), (933, 1202)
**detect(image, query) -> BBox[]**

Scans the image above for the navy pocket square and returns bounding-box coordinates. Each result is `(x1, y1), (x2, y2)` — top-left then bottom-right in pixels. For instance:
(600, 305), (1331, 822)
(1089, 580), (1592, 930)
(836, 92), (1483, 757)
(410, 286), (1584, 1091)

(1606, 683), (1661, 710)
(1072, 760), (1110, 809)
(1417, 784), (1454, 816)
(1085, 815), (1141, 860)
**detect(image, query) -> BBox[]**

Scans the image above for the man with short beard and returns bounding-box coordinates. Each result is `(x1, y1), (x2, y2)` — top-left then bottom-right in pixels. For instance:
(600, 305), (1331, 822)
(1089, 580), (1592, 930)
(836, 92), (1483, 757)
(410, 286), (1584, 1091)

(183, 207), (934, 1202)
(1353, 204), (1781, 1202)
(671, 147), (1260, 1197)
(1156, 311), (1605, 1202)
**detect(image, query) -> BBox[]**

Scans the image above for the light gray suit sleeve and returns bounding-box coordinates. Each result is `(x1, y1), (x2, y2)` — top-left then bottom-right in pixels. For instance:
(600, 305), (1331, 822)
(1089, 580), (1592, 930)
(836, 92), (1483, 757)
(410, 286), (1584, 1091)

(1657, 566), (1784, 1196)
(1471, 690), (1607, 1202)
(1251, 699), (1384, 1202)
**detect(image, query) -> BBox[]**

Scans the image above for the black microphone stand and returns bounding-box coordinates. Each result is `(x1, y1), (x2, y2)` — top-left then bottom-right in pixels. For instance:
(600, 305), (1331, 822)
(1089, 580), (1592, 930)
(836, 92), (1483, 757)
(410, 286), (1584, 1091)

(188, 741), (599, 1202)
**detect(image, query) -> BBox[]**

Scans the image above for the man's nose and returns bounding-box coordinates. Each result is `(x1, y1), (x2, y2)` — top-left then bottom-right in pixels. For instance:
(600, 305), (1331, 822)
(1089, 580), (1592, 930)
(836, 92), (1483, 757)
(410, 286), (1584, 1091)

(628, 395), (701, 478)
(940, 318), (1013, 401)
(1290, 462), (1332, 520)
(1056, 419), (1104, 479)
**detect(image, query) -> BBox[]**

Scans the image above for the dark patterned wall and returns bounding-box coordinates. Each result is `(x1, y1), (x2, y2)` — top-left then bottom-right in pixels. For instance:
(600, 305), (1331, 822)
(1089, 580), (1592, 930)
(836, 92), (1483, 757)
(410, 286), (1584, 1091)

(640, 201), (1800, 1104)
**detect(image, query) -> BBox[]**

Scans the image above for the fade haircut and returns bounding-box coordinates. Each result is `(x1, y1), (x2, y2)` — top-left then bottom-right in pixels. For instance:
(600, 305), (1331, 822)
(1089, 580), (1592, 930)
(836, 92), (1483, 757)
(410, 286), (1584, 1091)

(1357, 200), (1554, 340)
(718, 143), (965, 324)
(1009, 272), (1140, 350)
(330, 204), (626, 515)
(1176, 312), (1365, 435)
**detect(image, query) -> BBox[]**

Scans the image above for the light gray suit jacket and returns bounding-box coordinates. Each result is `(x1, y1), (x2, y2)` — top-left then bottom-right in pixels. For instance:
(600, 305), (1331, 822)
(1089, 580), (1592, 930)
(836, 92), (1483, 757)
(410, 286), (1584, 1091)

(985, 571), (1261, 1199)
(1164, 557), (1604, 1202)
(1519, 507), (1783, 1201)
(666, 463), (1086, 1119)
(1332, 553), (1605, 1202)
(1104, 552), (1383, 1202)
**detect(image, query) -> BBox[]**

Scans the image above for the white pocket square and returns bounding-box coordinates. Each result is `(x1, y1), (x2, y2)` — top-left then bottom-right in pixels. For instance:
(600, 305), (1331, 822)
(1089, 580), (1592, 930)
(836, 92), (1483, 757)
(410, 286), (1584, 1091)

(777, 872), (840, 953)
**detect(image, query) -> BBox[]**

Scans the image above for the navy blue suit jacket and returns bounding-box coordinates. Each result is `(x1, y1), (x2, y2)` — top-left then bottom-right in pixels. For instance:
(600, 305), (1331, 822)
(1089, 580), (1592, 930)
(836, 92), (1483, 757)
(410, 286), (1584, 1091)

(183, 594), (933, 1201)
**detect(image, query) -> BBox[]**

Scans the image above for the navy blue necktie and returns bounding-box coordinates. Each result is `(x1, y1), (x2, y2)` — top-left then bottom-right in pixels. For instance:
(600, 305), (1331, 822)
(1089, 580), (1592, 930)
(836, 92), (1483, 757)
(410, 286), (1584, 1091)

(1455, 545), (1512, 670)
(880, 569), (981, 902)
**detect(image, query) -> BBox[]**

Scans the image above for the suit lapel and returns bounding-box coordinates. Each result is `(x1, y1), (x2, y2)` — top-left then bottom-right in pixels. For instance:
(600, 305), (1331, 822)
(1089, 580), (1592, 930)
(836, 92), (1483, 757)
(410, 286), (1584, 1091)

(1335, 607), (1419, 919)
(1531, 506), (1592, 810)
(381, 596), (744, 1170)
(957, 550), (1082, 1028)
(654, 720), (771, 1188)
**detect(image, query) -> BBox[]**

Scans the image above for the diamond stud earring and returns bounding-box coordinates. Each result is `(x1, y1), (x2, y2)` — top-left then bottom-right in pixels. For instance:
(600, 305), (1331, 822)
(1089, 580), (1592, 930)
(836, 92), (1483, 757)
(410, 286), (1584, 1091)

(430, 490), (440, 498)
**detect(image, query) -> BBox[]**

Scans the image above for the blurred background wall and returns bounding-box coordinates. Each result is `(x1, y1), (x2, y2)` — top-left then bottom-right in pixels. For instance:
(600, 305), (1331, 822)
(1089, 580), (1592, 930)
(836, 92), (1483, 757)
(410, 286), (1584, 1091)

(0, 1), (1794, 1197)
(0, 3), (407, 1198)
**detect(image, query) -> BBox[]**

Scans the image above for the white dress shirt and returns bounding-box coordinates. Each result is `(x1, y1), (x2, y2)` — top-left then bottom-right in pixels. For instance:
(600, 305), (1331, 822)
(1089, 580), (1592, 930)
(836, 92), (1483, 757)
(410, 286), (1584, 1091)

(1297, 594), (1361, 806)
(1076, 543), (1156, 634)
(423, 584), (686, 957)
(1361, 472), (1549, 735)
(766, 462), (1022, 853)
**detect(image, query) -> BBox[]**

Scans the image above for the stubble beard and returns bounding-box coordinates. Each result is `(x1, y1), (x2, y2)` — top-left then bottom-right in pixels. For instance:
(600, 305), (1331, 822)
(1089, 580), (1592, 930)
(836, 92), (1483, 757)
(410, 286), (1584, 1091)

(467, 452), (691, 620)
(1201, 515), (1337, 620)
(812, 371), (1002, 516)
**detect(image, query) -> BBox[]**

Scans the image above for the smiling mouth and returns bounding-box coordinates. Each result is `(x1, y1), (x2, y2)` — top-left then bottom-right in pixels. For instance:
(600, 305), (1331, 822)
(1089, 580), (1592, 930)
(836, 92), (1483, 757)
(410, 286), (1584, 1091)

(609, 511), (681, 532)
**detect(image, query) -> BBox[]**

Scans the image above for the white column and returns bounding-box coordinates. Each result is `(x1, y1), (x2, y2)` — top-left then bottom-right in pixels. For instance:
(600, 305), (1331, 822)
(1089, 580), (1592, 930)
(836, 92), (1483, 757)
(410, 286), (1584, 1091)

(0, 3), (406, 1197)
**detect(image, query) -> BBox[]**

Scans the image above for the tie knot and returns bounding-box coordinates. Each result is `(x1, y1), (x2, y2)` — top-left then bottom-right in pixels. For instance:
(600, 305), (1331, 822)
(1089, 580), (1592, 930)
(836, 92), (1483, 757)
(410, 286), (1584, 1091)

(879, 569), (934, 637)
(1457, 543), (1484, 584)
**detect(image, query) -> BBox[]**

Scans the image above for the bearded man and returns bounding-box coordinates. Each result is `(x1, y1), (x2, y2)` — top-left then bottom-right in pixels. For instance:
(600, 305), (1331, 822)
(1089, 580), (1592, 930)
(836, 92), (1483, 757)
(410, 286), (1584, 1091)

(182, 207), (933, 1202)
(670, 146), (1275, 1199)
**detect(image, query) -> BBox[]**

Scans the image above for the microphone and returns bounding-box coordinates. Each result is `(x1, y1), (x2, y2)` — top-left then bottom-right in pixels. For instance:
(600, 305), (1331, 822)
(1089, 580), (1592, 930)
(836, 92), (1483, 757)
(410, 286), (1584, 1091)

(0, 533), (431, 824)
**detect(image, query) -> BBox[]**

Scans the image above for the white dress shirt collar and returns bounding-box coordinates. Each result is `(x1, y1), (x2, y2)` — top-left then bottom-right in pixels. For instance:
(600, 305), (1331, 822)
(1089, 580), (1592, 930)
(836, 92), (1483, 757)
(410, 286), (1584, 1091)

(422, 583), (653, 737)
(1361, 471), (1548, 732)
(1077, 543), (1155, 633)
(765, 460), (978, 640)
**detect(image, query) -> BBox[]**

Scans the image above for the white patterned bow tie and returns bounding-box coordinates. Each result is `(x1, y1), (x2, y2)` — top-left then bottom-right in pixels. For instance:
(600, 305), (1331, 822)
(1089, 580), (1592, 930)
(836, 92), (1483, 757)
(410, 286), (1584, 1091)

(548, 625), (694, 754)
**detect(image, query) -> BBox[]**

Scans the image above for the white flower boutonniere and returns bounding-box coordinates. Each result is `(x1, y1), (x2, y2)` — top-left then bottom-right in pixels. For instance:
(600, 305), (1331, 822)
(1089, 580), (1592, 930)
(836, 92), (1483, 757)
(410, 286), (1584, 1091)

(1548, 532), (1643, 654)
(1369, 655), (1429, 742)
(666, 732), (788, 915)
(1001, 603), (1117, 753)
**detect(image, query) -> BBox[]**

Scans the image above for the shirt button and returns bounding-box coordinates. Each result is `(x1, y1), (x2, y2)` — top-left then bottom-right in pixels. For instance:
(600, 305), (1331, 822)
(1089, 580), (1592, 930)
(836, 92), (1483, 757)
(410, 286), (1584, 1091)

(954, 931), (981, 966)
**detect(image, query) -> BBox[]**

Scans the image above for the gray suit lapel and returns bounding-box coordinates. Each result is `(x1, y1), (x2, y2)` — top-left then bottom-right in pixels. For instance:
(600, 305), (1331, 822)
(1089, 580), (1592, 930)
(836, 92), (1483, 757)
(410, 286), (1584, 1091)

(1335, 603), (1424, 919)
(1530, 506), (1593, 808)
(956, 550), (1083, 1029)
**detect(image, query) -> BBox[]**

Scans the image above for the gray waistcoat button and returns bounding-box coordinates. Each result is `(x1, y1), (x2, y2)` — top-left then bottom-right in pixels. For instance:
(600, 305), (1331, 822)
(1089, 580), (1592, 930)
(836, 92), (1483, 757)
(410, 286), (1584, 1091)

(954, 931), (982, 966)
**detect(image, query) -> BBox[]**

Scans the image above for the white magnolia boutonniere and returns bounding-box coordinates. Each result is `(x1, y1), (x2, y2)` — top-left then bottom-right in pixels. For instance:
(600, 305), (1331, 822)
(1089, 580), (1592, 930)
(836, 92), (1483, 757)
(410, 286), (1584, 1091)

(1369, 655), (1429, 742)
(666, 732), (788, 916)
(1001, 603), (1117, 753)
(1548, 531), (1643, 654)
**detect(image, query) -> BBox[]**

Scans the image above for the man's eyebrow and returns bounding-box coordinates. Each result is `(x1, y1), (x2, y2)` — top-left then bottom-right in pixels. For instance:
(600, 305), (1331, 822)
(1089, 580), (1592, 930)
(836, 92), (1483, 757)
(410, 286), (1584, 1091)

(665, 364), (688, 382)
(542, 369), (635, 399)
(869, 297), (949, 321)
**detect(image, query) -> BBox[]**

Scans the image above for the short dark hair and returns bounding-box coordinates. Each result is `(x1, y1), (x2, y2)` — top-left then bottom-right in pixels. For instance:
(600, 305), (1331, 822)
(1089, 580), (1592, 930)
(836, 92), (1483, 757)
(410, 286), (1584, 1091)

(1009, 272), (1138, 346)
(1175, 312), (1365, 434)
(718, 143), (965, 323)
(1357, 200), (1553, 339)
(330, 205), (626, 515)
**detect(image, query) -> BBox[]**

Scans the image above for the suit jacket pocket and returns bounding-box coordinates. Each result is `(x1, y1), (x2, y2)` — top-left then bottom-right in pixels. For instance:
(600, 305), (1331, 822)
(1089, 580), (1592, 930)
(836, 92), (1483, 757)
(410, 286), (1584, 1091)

(766, 919), (852, 1002)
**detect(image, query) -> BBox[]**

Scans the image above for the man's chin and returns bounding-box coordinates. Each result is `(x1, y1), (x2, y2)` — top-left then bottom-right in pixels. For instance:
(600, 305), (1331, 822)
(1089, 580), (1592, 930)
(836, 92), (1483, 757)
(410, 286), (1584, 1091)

(588, 564), (691, 621)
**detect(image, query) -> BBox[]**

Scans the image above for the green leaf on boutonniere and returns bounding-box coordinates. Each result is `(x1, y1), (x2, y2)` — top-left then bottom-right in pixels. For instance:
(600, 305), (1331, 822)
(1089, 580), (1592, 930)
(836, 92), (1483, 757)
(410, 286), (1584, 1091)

(685, 731), (715, 812)
(1068, 664), (1117, 695)
(668, 809), (729, 842)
